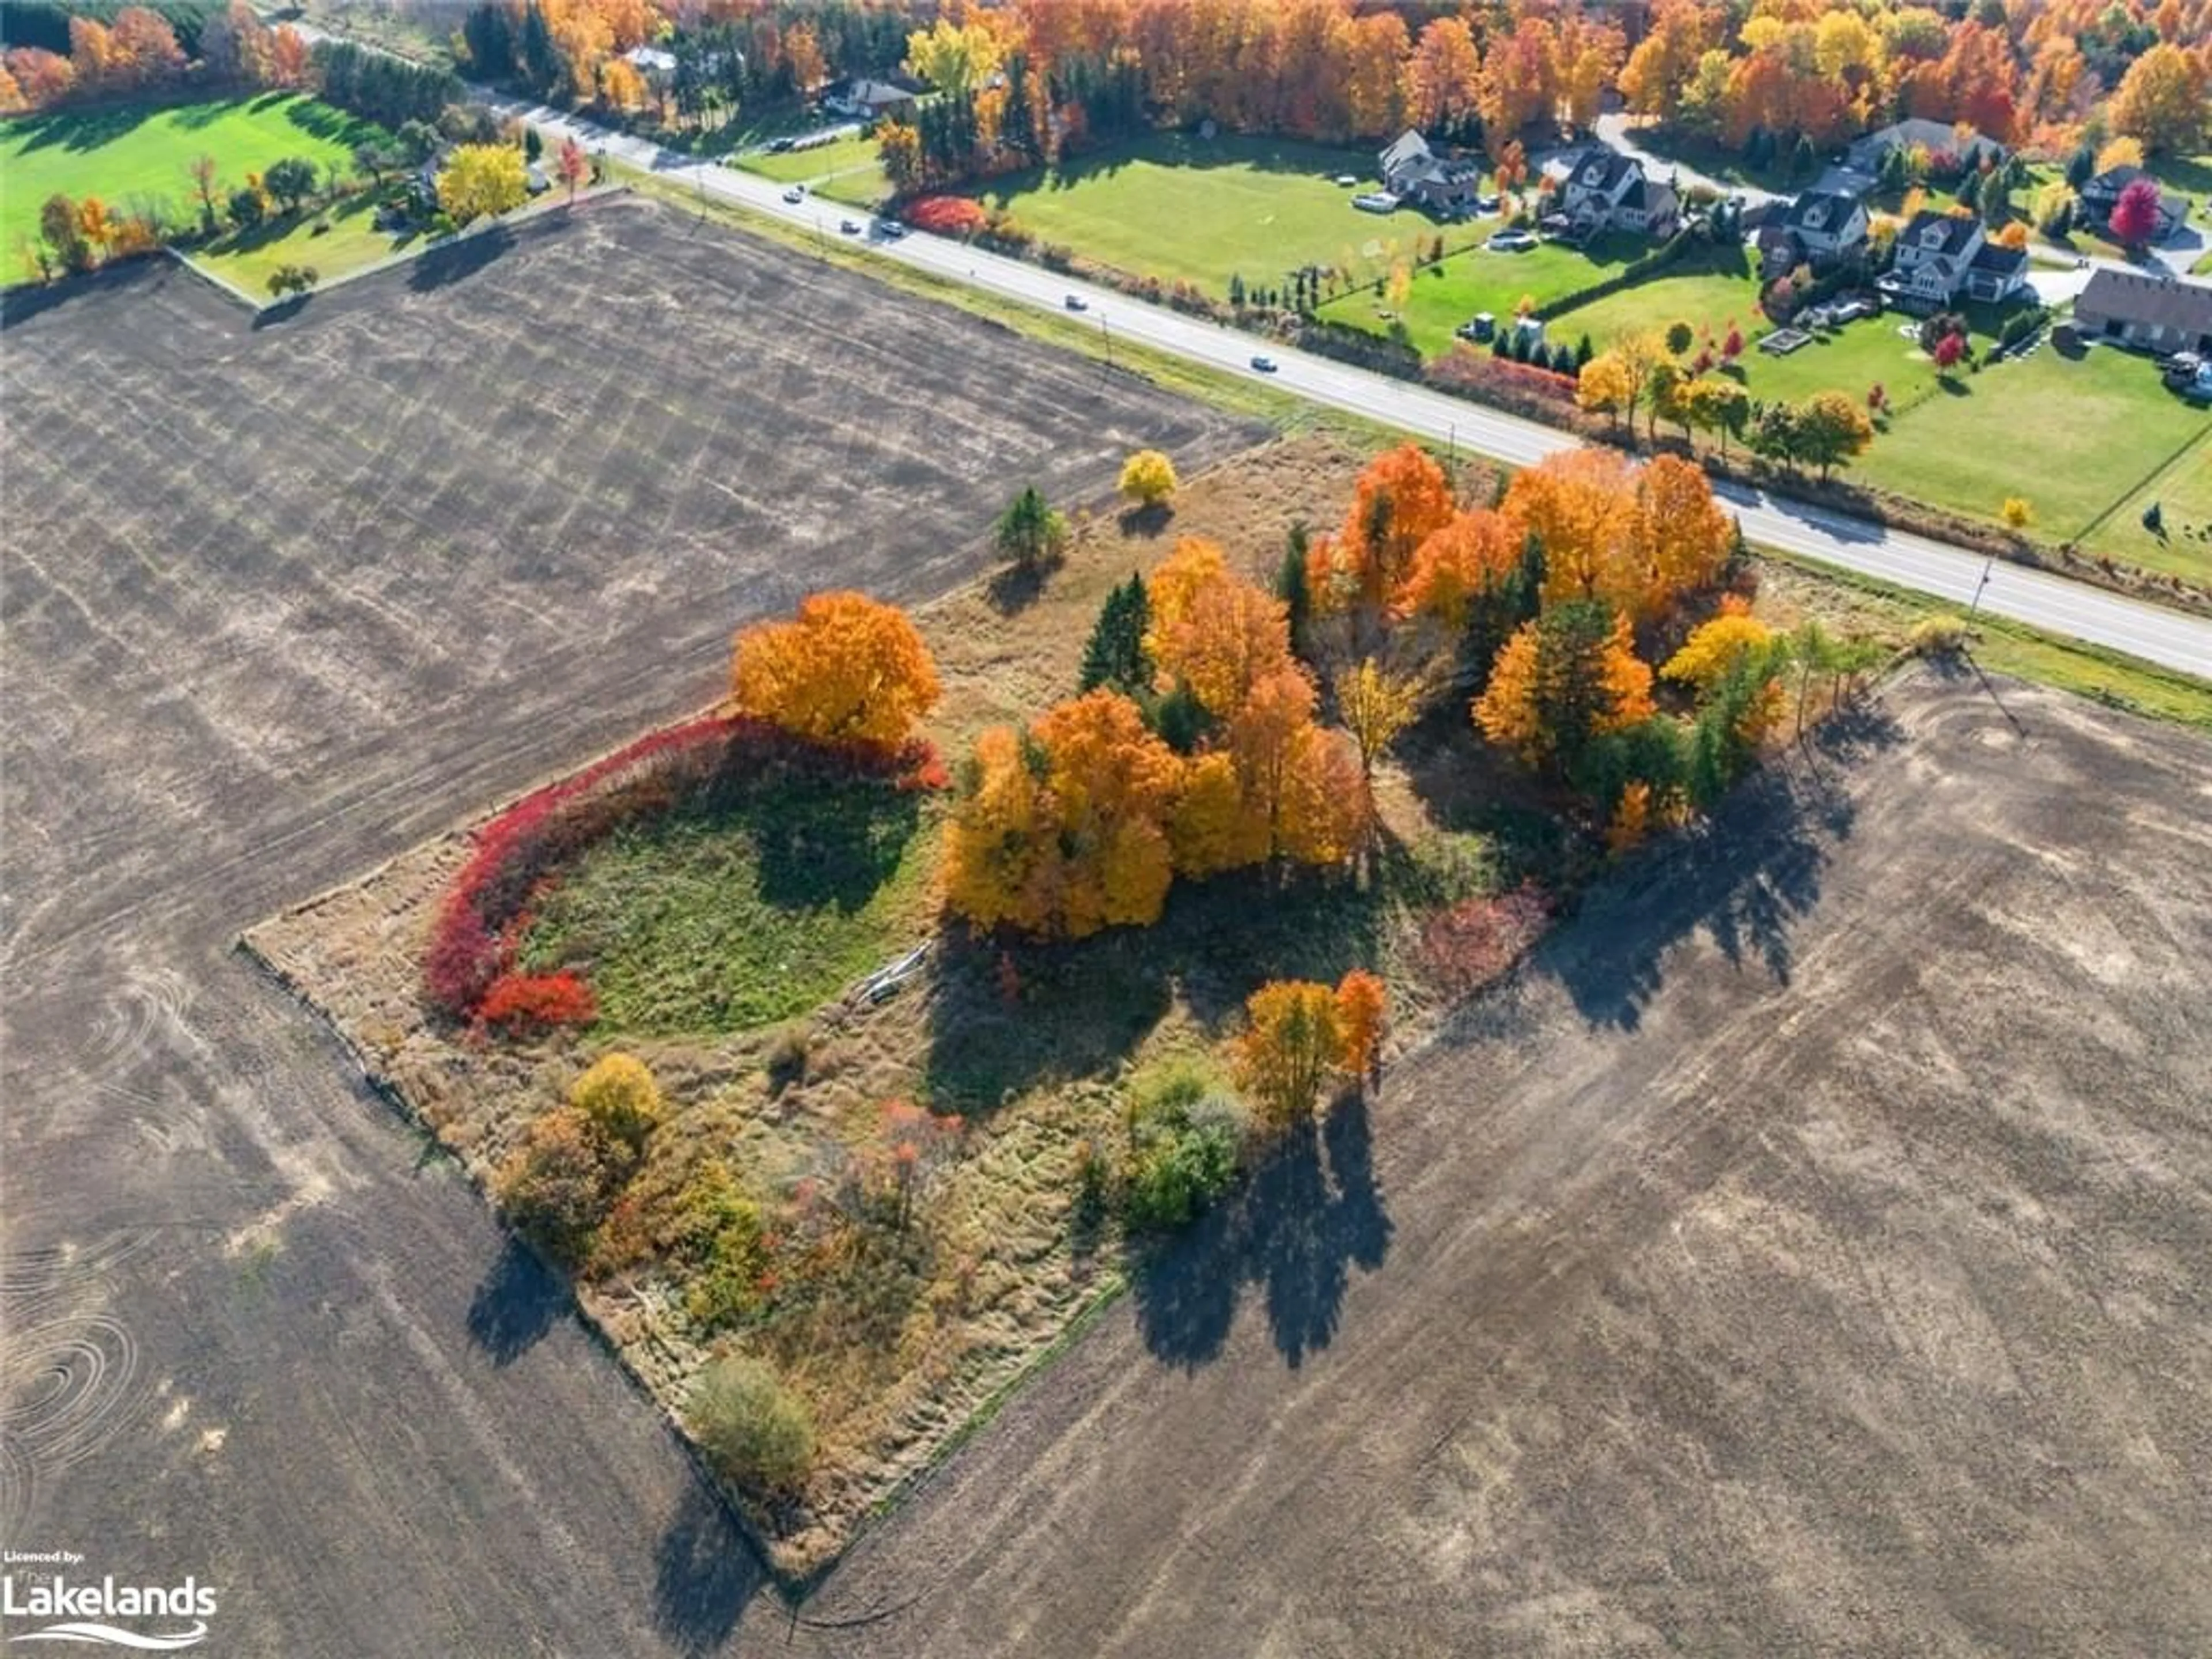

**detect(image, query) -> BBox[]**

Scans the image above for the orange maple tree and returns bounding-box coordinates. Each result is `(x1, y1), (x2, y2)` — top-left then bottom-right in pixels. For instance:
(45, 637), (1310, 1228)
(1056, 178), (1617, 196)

(730, 591), (940, 748)
(1306, 442), (1457, 619)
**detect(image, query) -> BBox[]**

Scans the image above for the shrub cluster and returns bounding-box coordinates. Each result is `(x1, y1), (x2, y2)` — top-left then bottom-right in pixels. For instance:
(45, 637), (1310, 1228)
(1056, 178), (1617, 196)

(1120, 1058), (1248, 1232)
(425, 715), (943, 1029)
(422, 714), (744, 1024)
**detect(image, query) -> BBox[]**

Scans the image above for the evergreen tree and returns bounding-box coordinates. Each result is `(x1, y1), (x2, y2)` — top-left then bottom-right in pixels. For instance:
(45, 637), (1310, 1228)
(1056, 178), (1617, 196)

(2065, 142), (2096, 190)
(1278, 521), (1312, 664)
(1459, 530), (1544, 694)
(1079, 574), (1153, 694)
(518, 2), (561, 96)
(1575, 333), (1594, 370)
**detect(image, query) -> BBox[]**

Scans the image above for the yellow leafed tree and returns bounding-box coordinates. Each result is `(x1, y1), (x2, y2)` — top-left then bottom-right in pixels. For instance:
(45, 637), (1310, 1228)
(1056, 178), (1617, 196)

(437, 143), (528, 225)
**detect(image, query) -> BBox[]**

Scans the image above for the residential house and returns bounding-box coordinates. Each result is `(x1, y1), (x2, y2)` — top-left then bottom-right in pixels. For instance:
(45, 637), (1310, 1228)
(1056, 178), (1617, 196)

(2074, 268), (2212, 355)
(1808, 164), (1878, 202)
(1377, 130), (1482, 218)
(1877, 209), (2025, 309)
(1759, 189), (1870, 274)
(1846, 118), (2008, 177)
(824, 78), (916, 122)
(2078, 166), (2191, 243)
(1556, 145), (1679, 238)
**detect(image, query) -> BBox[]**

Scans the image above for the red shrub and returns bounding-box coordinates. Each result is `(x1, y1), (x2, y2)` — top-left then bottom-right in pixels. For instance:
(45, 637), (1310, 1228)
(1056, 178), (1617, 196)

(478, 972), (597, 1034)
(1417, 884), (1552, 998)
(904, 195), (988, 236)
(422, 715), (741, 1022)
(421, 715), (945, 1025)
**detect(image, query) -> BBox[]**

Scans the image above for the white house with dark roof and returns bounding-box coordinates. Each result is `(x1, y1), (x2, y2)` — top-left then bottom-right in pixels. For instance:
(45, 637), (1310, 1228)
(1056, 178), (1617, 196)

(1556, 145), (1677, 238)
(1878, 209), (2027, 309)
(1376, 130), (1482, 217)
(1760, 189), (1866, 271)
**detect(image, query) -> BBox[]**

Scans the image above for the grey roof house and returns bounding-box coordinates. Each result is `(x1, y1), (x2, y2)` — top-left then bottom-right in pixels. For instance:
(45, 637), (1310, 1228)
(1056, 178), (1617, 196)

(1556, 145), (1678, 238)
(1377, 130), (1482, 217)
(1846, 119), (2008, 175)
(2078, 166), (2191, 243)
(1878, 209), (2024, 309)
(2073, 268), (2212, 354)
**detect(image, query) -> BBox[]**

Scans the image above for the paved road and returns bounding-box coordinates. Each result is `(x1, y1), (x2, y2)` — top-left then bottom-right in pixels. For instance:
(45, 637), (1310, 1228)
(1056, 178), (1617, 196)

(1593, 111), (1787, 208)
(490, 99), (2212, 680)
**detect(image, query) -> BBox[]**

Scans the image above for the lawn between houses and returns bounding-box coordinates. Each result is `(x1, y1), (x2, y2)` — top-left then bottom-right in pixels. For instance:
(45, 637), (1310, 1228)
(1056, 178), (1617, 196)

(0, 92), (384, 257)
(961, 130), (1502, 298)
(248, 433), (1570, 1579)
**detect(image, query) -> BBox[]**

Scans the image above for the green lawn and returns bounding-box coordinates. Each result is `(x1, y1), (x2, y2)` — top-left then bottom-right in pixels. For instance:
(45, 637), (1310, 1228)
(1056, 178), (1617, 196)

(1320, 232), (1654, 358)
(740, 133), (879, 184)
(1, 93), (385, 256)
(965, 131), (1497, 298)
(1857, 339), (2212, 554)
(191, 183), (418, 294)
(518, 772), (940, 1037)
(2089, 426), (2212, 585)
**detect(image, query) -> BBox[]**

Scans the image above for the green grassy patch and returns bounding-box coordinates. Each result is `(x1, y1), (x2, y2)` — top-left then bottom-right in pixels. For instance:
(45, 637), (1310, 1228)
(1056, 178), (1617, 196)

(1858, 339), (2211, 554)
(1, 93), (385, 253)
(191, 182), (416, 293)
(1320, 231), (1656, 358)
(966, 131), (1494, 298)
(2091, 428), (2212, 585)
(1761, 548), (2212, 732)
(519, 771), (940, 1037)
(739, 133), (881, 185)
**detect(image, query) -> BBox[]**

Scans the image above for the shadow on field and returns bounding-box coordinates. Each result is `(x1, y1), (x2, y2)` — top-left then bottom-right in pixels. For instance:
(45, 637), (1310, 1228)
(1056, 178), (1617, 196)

(653, 1484), (767, 1654)
(466, 1237), (567, 1365)
(922, 862), (1399, 1116)
(410, 226), (514, 291)
(1524, 709), (1902, 1032)
(1130, 1091), (1392, 1370)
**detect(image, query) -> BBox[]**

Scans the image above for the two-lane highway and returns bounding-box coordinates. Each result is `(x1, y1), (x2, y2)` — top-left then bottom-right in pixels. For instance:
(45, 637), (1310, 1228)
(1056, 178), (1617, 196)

(487, 96), (2212, 680)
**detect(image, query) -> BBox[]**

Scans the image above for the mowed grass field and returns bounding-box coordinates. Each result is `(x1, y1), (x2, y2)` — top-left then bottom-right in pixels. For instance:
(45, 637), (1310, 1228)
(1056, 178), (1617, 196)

(1859, 340), (2212, 561)
(191, 181), (415, 293)
(2075, 425), (2212, 583)
(968, 131), (1495, 296)
(1319, 232), (1652, 357)
(0, 93), (382, 253)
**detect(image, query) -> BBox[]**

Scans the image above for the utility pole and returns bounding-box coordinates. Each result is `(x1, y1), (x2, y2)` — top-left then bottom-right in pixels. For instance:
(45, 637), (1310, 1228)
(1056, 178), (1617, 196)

(1100, 313), (1114, 371)
(1966, 554), (1995, 620)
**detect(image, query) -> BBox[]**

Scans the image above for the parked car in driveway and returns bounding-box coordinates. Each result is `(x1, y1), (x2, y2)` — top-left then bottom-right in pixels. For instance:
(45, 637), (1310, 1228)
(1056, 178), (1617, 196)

(1250, 354), (1278, 373)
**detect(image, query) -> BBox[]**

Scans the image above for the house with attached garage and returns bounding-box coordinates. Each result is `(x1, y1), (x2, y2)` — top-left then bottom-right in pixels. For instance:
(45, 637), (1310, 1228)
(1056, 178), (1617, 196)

(1556, 145), (1679, 239)
(2073, 268), (2212, 355)
(2077, 166), (2191, 244)
(1757, 189), (1870, 274)
(1877, 209), (2028, 310)
(1377, 130), (1482, 218)
(1846, 118), (2009, 177)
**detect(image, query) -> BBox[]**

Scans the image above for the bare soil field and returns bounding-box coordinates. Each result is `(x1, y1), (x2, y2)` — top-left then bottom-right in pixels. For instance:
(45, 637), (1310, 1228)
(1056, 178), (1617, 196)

(0, 195), (1250, 1656)
(766, 669), (2212, 1658)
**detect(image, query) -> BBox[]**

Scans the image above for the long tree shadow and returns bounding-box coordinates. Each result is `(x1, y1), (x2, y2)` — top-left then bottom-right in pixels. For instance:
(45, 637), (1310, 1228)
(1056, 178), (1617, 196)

(922, 862), (1396, 1116)
(1524, 708), (1903, 1032)
(653, 1482), (767, 1655)
(409, 225), (514, 291)
(1131, 1091), (1393, 1369)
(465, 1236), (567, 1365)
